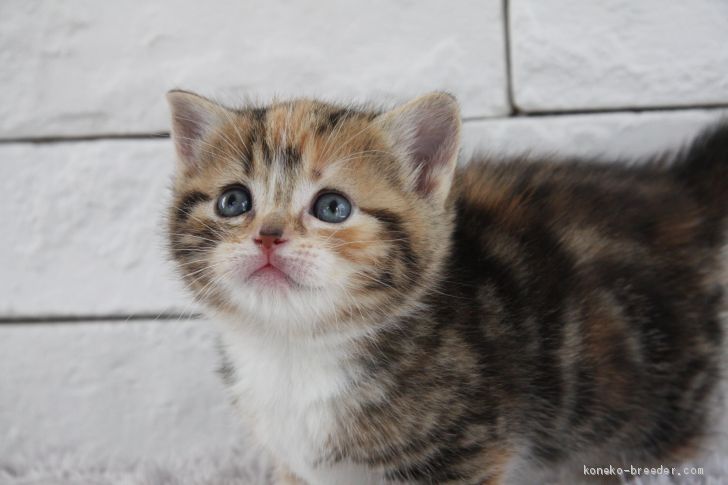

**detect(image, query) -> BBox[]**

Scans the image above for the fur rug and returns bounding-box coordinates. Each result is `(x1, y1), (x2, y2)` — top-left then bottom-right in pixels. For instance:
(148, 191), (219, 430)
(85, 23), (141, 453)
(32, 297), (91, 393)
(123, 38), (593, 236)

(2, 425), (725, 485)
(0, 441), (272, 485)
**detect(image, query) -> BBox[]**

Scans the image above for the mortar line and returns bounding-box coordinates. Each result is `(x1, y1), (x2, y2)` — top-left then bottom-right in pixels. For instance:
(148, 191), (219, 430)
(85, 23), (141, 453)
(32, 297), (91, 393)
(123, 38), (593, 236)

(1, 104), (727, 144)
(0, 132), (170, 144)
(502, 0), (517, 115)
(0, 313), (203, 324)
(498, 102), (728, 119)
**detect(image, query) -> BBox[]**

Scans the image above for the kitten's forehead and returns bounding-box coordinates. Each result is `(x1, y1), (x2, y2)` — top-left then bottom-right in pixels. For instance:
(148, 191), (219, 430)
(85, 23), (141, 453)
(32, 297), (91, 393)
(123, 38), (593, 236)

(186, 100), (395, 210)
(248, 99), (381, 176)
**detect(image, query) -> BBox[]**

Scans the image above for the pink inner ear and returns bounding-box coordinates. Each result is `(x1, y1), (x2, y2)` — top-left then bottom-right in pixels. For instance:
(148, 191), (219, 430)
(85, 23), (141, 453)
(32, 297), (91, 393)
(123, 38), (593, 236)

(171, 103), (207, 162)
(167, 91), (224, 169)
(413, 121), (452, 191)
(402, 99), (460, 196)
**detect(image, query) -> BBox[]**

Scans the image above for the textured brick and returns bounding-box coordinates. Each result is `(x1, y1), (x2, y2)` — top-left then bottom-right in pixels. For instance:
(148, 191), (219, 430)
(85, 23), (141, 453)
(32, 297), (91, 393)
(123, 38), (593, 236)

(510, 0), (728, 111)
(461, 109), (728, 159)
(0, 0), (508, 139)
(0, 139), (191, 317)
(0, 320), (246, 464)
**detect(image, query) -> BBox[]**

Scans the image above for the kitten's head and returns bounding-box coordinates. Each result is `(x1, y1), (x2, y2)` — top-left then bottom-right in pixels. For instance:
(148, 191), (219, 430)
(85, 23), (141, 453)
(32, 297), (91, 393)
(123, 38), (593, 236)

(166, 91), (460, 334)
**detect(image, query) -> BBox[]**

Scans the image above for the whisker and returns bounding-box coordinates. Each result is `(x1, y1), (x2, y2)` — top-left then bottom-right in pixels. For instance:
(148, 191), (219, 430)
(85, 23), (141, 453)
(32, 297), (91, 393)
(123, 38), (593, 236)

(326, 238), (410, 248)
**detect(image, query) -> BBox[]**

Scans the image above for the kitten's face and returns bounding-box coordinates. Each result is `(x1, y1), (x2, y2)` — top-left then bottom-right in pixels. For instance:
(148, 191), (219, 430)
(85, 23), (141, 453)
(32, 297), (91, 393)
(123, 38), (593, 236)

(167, 92), (460, 333)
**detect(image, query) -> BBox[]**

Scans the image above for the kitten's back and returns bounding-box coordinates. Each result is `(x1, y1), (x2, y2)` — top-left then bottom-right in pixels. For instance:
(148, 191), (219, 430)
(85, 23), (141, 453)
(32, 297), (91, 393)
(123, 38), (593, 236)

(449, 123), (727, 465)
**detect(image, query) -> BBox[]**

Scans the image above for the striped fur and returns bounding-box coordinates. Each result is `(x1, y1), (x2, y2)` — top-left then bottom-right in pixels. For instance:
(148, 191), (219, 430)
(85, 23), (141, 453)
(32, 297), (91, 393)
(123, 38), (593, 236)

(166, 91), (726, 484)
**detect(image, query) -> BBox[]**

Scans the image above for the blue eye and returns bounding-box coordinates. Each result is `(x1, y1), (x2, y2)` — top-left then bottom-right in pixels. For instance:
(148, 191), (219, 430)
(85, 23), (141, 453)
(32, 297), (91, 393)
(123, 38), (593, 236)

(216, 186), (252, 217)
(313, 192), (352, 223)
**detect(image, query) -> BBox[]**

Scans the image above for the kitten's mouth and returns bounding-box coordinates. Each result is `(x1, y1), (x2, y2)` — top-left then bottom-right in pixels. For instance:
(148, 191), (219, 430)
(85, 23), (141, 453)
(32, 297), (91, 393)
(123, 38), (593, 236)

(248, 263), (296, 288)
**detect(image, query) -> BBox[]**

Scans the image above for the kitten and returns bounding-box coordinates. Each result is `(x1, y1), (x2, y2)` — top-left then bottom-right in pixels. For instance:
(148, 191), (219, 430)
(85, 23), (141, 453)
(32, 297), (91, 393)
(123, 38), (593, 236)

(165, 90), (726, 485)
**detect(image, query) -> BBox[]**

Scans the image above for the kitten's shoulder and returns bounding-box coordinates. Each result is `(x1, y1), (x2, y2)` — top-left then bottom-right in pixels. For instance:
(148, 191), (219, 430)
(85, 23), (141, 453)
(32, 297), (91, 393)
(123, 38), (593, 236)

(454, 120), (728, 243)
(451, 155), (606, 226)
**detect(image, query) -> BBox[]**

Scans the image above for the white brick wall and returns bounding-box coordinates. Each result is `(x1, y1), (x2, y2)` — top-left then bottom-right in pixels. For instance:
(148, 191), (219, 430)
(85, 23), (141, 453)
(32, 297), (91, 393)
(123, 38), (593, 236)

(0, 0), (508, 138)
(1, 0), (727, 475)
(1, 320), (246, 463)
(510, 0), (728, 111)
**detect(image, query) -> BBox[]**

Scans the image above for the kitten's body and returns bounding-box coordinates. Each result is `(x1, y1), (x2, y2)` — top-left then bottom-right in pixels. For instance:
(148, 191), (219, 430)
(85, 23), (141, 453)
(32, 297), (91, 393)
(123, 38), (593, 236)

(166, 92), (726, 484)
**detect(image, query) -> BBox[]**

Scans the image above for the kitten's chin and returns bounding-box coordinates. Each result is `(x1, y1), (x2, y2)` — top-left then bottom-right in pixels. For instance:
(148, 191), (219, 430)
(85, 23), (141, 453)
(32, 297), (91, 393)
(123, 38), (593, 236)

(221, 281), (349, 332)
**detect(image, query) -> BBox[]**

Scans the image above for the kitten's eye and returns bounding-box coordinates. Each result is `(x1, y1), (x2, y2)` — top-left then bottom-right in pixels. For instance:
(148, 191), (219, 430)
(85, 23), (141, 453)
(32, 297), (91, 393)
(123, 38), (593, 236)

(313, 192), (352, 223)
(216, 186), (252, 217)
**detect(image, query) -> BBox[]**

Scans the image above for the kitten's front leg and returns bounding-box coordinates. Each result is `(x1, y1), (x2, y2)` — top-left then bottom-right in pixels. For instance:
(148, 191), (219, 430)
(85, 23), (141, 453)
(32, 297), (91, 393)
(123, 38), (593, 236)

(274, 464), (307, 485)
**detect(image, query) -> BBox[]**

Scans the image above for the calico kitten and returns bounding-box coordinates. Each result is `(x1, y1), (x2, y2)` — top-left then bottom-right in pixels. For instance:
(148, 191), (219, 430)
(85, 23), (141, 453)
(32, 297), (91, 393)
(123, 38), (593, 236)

(165, 90), (726, 484)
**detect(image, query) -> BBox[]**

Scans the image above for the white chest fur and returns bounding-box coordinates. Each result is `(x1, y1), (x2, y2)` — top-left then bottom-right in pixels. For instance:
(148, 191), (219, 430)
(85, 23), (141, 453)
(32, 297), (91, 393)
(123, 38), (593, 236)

(217, 322), (382, 485)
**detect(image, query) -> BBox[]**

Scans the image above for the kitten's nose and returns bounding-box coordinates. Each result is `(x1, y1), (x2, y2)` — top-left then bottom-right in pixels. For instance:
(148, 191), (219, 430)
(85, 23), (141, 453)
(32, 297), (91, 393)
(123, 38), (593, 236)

(255, 234), (285, 250)
(254, 225), (286, 250)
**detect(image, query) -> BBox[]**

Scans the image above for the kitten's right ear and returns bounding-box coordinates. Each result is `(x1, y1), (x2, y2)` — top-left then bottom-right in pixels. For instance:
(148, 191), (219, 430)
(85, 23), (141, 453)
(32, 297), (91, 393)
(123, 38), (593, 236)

(166, 90), (228, 172)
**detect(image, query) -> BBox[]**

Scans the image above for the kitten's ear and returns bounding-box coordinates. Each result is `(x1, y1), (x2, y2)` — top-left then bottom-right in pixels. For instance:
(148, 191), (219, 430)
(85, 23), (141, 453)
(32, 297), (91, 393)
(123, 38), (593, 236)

(166, 90), (229, 172)
(377, 92), (461, 204)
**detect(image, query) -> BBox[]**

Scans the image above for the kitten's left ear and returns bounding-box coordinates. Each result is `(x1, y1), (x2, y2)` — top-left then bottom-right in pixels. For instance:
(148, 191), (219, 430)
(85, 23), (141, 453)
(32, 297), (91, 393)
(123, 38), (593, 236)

(377, 92), (461, 204)
(166, 90), (230, 173)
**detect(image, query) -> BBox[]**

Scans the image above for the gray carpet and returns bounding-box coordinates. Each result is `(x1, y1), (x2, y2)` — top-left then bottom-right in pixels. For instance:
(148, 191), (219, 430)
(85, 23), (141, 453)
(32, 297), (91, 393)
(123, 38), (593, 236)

(1, 417), (725, 485)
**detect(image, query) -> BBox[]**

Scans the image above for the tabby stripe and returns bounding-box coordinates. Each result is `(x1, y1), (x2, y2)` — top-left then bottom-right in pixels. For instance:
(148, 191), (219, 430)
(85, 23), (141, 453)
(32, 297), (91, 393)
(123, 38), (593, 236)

(316, 108), (354, 135)
(249, 107), (267, 122)
(282, 145), (302, 171)
(247, 107), (271, 166)
(360, 207), (419, 289)
(316, 108), (380, 135)
(176, 191), (211, 222)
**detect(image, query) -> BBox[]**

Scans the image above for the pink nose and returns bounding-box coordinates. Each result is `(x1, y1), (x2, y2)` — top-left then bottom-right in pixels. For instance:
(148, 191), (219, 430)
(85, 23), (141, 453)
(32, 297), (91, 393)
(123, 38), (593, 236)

(254, 234), (286, 250)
